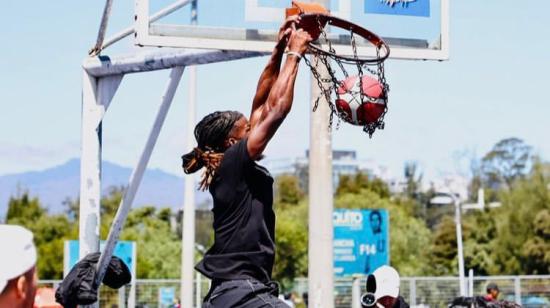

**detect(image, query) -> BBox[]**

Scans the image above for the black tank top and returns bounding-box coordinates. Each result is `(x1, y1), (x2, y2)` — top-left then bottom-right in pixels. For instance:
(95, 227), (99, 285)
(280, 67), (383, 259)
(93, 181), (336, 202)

(195, 138), (275, 283)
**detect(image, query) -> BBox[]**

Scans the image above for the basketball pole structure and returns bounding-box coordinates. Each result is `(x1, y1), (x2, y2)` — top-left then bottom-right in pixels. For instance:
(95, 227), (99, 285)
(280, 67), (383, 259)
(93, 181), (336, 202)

(181, 0), (198, 307)
(78, 49), (263, 308)
(181, 65), (197, 308)
(308, 0), (334, 307)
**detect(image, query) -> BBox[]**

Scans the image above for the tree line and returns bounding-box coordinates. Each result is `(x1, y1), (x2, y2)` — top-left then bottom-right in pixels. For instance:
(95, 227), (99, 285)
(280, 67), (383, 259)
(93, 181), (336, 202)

(3, 137), (549, 290)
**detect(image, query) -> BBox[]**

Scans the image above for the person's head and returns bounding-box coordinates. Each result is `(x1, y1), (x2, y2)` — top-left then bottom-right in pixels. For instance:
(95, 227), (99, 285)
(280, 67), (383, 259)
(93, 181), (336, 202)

(373, 266), (400, 308)
(192, 110), (249, 153)
(181, 110), (248, 189)
(0, 225), (38, 308)
(486, 283), (500, 300)
(369, 210), (382, 234)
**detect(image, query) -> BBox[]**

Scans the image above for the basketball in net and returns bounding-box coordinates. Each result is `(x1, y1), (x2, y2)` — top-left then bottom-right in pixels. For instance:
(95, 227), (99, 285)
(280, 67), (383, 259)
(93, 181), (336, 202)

(335, 75), (387, 126)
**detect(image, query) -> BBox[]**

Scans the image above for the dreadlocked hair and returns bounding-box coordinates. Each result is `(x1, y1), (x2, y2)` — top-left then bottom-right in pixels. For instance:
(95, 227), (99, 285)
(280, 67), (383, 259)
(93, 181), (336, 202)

(181, 110), (244, 190)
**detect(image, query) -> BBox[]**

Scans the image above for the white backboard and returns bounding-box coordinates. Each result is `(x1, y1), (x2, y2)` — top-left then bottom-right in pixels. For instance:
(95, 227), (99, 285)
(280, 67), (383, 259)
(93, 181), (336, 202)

(135, 0), (449, 61)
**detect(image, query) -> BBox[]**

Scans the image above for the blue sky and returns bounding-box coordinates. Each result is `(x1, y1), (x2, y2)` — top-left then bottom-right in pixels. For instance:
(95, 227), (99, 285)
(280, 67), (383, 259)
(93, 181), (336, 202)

(1, 0), (549, 182)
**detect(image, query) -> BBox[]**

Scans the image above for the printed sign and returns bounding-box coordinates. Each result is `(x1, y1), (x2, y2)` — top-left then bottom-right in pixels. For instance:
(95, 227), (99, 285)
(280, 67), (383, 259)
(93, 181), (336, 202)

(159, 287), (176, 308)
(333, 209), (389, 276)
(365, 0), (430, 17)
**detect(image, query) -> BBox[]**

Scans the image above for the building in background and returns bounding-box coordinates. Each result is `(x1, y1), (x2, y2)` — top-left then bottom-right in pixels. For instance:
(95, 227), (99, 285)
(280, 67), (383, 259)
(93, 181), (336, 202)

(429, 174), (470, 202)
(263, 150), (394, 192)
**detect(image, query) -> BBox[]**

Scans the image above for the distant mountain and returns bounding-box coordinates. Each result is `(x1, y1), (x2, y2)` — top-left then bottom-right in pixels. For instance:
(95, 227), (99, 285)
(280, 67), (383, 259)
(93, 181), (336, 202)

(0, 159), (212, 217)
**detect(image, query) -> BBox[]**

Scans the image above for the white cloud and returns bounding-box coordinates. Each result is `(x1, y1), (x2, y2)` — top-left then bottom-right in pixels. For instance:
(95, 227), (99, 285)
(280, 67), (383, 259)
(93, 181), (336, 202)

(0, 141), (79, 175)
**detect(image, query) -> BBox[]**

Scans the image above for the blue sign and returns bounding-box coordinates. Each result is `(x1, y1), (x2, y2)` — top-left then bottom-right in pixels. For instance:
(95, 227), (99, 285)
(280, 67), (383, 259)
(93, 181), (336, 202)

(66, 240), (135, 273)
(365, 0), (430, 17)
(159, 287), (176, 308)
(333, 209), (389, 276)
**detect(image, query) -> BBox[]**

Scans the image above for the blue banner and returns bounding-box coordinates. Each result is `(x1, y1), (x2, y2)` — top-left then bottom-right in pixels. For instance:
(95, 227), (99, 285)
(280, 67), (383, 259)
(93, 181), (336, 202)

(67, 240), (135, 272)
(159, 287), (176, 308)
(333, 209), (389, 276)
(365, 0), (430, 17)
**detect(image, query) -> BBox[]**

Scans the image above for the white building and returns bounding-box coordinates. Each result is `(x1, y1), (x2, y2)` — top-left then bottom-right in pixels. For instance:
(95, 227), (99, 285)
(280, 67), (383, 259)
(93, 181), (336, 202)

(263, 150), (392, 190)
(429, 174), (470, 202)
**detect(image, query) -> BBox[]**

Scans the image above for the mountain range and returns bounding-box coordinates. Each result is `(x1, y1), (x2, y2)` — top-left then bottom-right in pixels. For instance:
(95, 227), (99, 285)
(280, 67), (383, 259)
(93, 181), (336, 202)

(0, 158), (212, 218)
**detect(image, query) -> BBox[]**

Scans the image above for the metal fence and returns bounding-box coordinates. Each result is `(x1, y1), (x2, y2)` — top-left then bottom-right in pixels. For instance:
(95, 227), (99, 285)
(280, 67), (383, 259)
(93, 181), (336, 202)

(39, 275), (550, 308)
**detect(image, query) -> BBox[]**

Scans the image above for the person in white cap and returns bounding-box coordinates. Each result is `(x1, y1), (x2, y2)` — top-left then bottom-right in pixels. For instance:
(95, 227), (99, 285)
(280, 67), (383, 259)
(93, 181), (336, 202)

(0, 224), (38, 308)
(372, 265), (408, 308)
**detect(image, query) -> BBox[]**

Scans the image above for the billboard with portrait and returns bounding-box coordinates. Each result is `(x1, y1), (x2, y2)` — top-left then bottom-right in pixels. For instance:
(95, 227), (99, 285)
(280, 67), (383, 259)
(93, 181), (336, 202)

(333, 209), (389, 276)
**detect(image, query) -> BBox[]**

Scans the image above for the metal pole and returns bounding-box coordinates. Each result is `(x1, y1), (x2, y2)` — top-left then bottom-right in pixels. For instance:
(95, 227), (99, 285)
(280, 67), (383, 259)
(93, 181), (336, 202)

(80, 71), (101, 258)
(182, 2), (198, 306)
(308, 1), (334, 306)
(83, 50), (267, 78)
(409, 278), (417, 306)
(79, 71), (123, 308)
(181, 66), (197, 308)
(101, 0), (193, 51)
(454, 196), (466, 296)
(79, 71), (102, 308)
(90, 0), (115, 55)
(514, 277), (521, 305)
(351, 276), (361, 308)
(468, 269), (474, 297)
(195, 272), (201, 308)
(94, 67), (185, 291)
(118, 285), (126, 308)
(128, 242), (137, 308)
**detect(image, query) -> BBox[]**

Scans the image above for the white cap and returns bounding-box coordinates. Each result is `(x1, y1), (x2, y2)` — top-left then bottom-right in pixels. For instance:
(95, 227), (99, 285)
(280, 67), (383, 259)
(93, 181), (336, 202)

(0, 225), (37, 293)
(373, 265), (400, 300)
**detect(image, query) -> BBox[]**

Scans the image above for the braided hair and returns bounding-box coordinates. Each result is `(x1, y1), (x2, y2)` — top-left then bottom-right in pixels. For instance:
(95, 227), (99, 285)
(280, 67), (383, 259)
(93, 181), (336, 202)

(181, 110), (244, 190)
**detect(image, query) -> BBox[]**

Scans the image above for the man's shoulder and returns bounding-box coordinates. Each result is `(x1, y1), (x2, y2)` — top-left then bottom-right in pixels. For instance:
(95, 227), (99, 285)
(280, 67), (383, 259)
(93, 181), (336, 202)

(215, 139), (252, 185)
(223, 138), (249, 160)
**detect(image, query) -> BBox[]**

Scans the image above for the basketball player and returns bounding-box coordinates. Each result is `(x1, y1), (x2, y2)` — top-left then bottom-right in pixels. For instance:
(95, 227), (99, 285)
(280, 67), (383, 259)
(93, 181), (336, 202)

(181, 17), (312, 307)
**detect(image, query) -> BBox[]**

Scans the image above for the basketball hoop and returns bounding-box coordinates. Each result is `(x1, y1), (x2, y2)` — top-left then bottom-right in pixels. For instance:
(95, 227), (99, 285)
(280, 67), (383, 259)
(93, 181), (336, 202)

(295, 12), (391, 137)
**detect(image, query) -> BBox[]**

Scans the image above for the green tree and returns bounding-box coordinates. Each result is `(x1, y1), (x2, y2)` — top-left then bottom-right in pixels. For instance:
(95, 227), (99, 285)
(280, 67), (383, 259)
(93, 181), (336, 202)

(481, 137), (533, 190)
(462, 209), (497, 275)
(404, 161), (422, 199)
(122, 206), (181, 278)
(273, 200), (308, 290)
(400, 162), (436, 224)
(6, 191), (74, 279)
(275, 174), (304, 205)
(336, 173), (390, 199)
(33, 215), (73, 278)
(490, 162), (550, 274)
(97, 188), (183, 278)
(59, 187), (184, 279)
(428, 216), (457, 275)
(6, 190), (45, 224)
(425, 202), (454, 230)
(521, 209), (550, 274)
(273, 175), (308, 290)
(5, 187), (185, 279)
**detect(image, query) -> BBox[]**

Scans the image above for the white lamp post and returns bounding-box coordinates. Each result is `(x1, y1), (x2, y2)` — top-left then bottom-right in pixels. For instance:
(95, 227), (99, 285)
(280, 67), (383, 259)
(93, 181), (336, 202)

(430, 192), (466, 296)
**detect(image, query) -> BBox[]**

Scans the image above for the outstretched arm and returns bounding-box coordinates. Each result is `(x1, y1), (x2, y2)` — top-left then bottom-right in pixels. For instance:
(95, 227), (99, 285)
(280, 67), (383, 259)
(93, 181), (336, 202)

(247, 29), (312, 160)
(249, 16), (301, 130)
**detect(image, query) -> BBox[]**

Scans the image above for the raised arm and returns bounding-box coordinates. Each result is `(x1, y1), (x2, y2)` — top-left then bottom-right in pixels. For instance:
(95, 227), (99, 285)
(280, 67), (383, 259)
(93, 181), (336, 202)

(247, 29), (312, 160)
(249, 16), (302, 130)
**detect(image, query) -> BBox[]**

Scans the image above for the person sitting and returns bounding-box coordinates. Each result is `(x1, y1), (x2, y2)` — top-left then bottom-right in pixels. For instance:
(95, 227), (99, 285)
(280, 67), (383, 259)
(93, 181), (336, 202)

(361, 265), (409, 308)
(484, 283), (500, 302)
